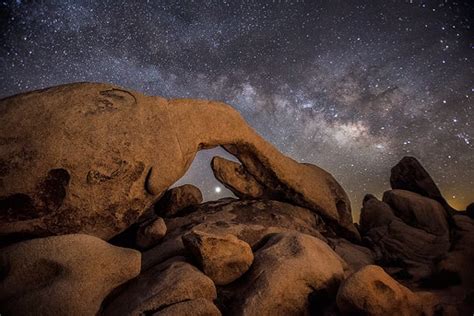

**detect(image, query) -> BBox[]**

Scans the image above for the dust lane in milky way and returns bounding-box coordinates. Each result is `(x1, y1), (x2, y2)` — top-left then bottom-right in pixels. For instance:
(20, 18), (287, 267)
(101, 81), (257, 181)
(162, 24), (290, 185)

(0, 1), (472, 219)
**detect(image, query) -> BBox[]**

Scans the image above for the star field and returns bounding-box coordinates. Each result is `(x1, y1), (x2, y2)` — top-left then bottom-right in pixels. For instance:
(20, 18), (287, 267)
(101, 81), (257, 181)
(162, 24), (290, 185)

(1, 0), (473, 219)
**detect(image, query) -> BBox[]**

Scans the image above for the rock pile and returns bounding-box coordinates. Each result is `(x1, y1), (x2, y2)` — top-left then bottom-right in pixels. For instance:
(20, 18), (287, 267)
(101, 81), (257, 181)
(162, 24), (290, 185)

(0, 83), (472, 315)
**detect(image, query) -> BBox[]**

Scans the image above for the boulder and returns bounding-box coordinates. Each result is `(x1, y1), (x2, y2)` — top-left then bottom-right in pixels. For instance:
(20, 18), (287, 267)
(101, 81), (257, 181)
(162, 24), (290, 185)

(151, 298), (221, 316)
(103, 257), (217, 316)
(155, 184), (202, 217)
(359, 194), (396, 234)
(227, 232), (346, 315)
(360, 195), (450, 279)
(328, 238), (375, 272)
(0, 234), (141, 316)
(390, 156), (455, 213)
(182, 230), (253, 285)
(143, 199), (329, 268)
(0, 82), (358, 242)
(211, 156), (267, 199)
(336, 265), (432, 315)
(383, 190), (449, 237)
(136, 216), (167, 249)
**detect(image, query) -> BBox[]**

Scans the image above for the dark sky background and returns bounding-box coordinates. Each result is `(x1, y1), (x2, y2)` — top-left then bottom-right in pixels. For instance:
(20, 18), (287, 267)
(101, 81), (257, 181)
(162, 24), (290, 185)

(1, 0), (473, 220)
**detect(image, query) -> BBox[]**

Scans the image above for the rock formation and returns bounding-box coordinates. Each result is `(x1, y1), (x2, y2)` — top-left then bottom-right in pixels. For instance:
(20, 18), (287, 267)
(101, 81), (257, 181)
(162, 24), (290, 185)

(0, 83), (472, 315)
(0, 82), (358, 242)
(390, 156), (456, 214)
(336, 265), (435, 315)
(103, 257), (218, 316)
(135, 216), (167, 249)
(154, 184), (203, 217)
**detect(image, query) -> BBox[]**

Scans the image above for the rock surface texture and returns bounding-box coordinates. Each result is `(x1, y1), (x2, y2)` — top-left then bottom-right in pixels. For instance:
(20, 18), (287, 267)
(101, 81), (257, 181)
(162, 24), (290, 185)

(0, 234), (141, 316)
(0, 82), (358, 242)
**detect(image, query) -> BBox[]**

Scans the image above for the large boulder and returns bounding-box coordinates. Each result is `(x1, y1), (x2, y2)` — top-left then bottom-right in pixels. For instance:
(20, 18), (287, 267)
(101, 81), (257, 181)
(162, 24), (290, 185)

(142, 199), (330, 269)
(0, 82), (357, 241)
(360, 195), (450, 279)
(390, 156), (455, 213)
(182, 230), (254, 285)
(226, 232), (346, 315)
(151, 298), (221, 316)
(383, 190), (449, 237)
(336, 265), (433, 315)
(154, 184), (203, 217)
(103, 256), (218, 316)
(0, 234), (141, 316)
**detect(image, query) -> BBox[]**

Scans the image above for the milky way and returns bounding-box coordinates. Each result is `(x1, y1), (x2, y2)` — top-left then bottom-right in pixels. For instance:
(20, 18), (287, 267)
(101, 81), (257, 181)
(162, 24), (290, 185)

(1, 0), (473, 219)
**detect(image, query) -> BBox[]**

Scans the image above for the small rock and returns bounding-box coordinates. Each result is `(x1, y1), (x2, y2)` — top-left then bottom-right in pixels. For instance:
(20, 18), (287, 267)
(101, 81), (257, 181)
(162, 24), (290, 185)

(0, 234), (141, 316)
(336, 265), (432, 315)
(211, 156), (267, 199)
(103, 257), (217, 316)
(136, 217), (167, 249)
(182, 230), (254, 285)
(155, 184), (203, 217)
(229, 232), (346, 315)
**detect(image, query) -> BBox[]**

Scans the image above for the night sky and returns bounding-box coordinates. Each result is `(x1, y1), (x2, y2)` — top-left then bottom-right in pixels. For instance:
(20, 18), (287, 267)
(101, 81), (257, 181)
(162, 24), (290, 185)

(1, 0), (473, 220)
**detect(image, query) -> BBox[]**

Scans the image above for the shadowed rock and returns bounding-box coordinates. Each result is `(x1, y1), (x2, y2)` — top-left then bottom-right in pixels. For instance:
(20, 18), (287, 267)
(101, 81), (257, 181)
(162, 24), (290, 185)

(328, 238), (375, 272)
(383, 190), (449, 237)
(0, 82), (358, 241)
(0, 234), (141, 316)
(336, 265), (436, 315)
(359, 195), (450, 279)
(154, 184), (203, 218)
(151, 298), (221, 316)
(136, 217), (167, 249)
(103, 256), (217, 316)
(390, 156), (455, 214)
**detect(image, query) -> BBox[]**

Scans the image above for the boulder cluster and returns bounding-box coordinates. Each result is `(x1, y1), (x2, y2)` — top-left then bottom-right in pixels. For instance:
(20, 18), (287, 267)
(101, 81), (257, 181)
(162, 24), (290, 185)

(0, 84), (473, 315)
